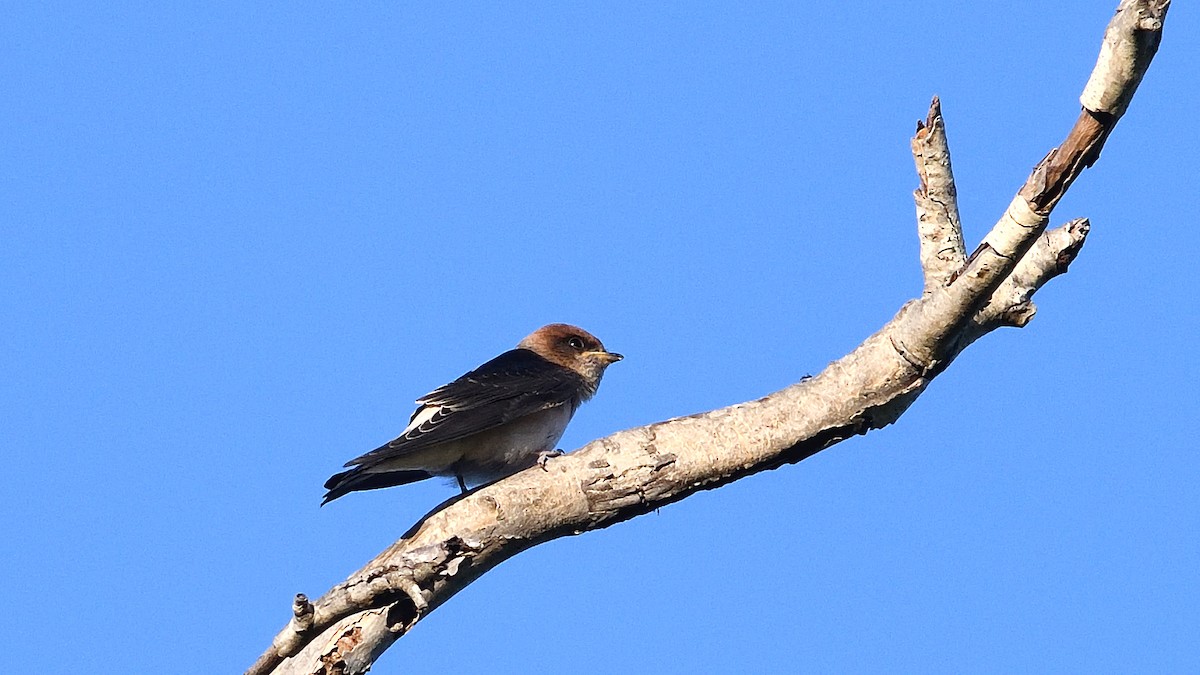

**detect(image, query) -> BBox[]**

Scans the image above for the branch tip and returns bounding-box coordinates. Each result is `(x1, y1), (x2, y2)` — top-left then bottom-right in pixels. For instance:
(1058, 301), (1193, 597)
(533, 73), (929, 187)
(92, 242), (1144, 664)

(914, 97), (942, 137)
(912, 94), (965, 290)
(1080, 0), (1169, 117)
(926, 96), (942, 126)
(293, 594), (315, 632)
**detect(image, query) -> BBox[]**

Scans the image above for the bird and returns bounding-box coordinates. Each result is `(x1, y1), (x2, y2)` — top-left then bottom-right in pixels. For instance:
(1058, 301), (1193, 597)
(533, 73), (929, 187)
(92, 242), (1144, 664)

(322, 323), (622, 504)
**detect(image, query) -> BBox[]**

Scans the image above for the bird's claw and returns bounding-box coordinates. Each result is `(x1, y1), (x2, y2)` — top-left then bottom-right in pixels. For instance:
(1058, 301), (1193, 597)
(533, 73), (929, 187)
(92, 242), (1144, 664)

(537, 449), (564, 471)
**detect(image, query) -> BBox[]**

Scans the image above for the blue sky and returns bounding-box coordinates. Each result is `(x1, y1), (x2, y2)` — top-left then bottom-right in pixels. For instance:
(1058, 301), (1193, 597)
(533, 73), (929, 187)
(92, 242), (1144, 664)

(2, 2), (1197, 673)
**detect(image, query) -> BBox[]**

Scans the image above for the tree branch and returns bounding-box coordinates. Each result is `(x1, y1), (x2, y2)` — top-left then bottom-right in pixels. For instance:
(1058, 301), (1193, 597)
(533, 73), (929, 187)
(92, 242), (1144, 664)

(247, 1), (1169, 673)
(912, 96), (966, 293)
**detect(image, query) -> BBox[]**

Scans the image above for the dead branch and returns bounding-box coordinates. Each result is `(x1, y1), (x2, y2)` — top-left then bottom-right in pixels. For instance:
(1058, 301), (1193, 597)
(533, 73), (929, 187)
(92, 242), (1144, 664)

(247, 2), (1169, 672)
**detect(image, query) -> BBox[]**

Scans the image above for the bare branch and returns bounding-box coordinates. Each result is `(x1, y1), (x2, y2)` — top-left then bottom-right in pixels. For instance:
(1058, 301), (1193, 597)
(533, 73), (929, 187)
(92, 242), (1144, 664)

(1082, 0), (1169, 118)
(912, 97), (966, 292)
(246, 2), (1170, 673)
(977, 218), (1091, 332)
(979, 0), (1167, 247)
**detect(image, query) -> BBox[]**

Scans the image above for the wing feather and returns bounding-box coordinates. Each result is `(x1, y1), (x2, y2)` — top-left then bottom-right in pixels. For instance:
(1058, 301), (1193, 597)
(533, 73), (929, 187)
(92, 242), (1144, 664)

(346, 348), (585, 468)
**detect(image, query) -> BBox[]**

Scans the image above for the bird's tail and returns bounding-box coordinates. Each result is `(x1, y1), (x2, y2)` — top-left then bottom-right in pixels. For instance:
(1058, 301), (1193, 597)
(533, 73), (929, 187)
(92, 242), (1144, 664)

(321, 467), (432, 505)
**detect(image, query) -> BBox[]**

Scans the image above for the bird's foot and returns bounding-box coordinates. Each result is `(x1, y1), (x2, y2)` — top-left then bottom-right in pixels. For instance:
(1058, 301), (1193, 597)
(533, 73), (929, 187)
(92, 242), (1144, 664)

(537, 449), (564, 471)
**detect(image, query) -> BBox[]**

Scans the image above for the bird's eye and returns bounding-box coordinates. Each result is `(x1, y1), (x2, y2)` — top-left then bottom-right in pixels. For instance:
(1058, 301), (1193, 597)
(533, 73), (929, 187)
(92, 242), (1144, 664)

(567, 337), (586, 351)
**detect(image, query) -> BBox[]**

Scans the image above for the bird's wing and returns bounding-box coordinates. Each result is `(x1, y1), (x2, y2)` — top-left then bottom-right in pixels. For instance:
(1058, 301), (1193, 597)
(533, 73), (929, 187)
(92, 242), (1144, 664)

(346, 348), (585, 467)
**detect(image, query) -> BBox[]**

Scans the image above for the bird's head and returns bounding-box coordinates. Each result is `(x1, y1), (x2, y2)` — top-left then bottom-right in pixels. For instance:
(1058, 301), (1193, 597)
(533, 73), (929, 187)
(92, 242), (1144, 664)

(519, 323), (623, 394)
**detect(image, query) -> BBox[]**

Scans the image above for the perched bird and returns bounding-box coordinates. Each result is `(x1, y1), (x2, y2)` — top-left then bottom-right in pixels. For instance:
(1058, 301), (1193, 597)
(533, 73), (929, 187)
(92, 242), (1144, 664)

(322, 324), (622, 504)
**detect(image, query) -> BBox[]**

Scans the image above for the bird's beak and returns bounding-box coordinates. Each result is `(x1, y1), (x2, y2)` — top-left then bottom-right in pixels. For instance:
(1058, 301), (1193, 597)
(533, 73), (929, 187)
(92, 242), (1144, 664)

(588, 350), (624, 364)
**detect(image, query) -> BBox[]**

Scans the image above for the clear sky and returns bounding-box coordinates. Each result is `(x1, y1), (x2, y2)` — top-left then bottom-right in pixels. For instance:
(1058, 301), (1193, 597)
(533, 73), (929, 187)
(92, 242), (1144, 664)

(2, 2), (1197, 673)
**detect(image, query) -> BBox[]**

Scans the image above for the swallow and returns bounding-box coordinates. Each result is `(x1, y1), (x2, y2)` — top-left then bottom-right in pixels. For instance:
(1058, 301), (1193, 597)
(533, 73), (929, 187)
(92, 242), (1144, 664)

(322, 324), (622, 504)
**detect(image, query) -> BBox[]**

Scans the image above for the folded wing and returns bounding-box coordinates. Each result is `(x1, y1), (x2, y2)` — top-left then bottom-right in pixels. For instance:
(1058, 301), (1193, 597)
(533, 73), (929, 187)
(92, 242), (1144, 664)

(345, 348), (586, 468)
